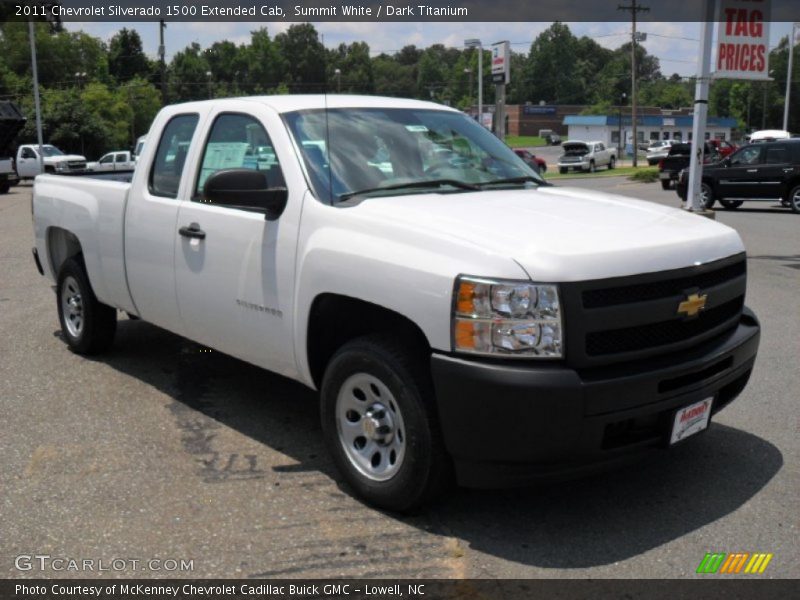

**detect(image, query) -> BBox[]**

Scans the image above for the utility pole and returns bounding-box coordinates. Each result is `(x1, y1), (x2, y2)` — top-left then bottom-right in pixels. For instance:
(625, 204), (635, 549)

(28, 21), (45, 174)
(465, 39), (483, 127)
(619, 0), (649, 167)
(783, 23), (799, 132)
(159, 19), (167, 105)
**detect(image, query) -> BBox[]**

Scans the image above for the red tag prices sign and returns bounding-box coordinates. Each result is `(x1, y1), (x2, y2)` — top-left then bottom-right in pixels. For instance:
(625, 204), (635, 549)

(716, 0), (771, 80)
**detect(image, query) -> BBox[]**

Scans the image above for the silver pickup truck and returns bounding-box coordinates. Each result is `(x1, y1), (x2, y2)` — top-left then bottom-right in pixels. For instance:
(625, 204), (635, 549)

(558, 140), (617, 174)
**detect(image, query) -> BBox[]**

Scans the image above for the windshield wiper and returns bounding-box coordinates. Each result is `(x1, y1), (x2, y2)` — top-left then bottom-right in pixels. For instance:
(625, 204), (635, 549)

(339, 179), (479, 202)
(478, 176), (541, 188)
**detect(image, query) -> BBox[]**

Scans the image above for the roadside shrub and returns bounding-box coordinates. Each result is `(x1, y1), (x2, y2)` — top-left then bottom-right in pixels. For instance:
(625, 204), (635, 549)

(628, 168), (660, 183)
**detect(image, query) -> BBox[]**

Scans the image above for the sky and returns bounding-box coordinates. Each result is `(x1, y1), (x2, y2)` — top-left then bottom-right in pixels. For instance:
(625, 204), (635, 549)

(64, 20), (799, 79)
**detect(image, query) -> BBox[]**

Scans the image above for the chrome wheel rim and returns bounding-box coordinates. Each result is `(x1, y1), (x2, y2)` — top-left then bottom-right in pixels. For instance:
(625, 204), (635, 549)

(793, 189), (800, 210)
(61, 276), (84, 338)
(336, 373), (406, 482)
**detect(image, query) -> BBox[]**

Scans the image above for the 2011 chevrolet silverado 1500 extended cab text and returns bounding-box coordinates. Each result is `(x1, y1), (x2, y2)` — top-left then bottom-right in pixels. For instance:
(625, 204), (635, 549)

(32, 96), (760, 511)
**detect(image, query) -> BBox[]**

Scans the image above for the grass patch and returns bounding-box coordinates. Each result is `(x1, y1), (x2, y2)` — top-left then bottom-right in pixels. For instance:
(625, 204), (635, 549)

(627, 168), (660, 183)
(544, 166), (649, 180)
(505, 136), (547, 148)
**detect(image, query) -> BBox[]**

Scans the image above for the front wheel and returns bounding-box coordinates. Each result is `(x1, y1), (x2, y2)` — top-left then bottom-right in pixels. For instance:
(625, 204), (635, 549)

(719, 199), (744, 210)
(700, 182), (716, 209)
(788, 185), (800, 214)
(608, 156), (616, 170)
(57, 257), (116, 354)
(320, 335), (451, 512)
(588, 160), (596, 173)
(661, 180), (671, 191)
(559, 167), (567, 174)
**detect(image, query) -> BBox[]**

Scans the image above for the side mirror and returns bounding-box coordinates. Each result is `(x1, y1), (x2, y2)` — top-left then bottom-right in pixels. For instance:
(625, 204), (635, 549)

(203, 168), (288, 221)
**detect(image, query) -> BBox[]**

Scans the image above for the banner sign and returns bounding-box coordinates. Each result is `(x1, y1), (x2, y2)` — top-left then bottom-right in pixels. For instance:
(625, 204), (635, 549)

(491, 41), (510, 84)
(715, 0), (771, 80)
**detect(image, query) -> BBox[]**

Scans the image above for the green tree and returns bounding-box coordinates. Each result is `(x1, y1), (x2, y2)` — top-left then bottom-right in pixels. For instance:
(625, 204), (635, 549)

(108, 28), (150, 83)
(169, 42), (210, 102)
(274, 24), (326, 92)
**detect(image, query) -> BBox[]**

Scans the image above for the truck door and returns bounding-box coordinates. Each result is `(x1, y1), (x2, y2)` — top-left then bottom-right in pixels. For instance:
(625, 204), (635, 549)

(17, 146), (40, 178)
(173, 108), (300, 377)
(758, 144), (793, 199)
(97, 153), (114, 171)
(124, 113), (201, 333)
(717, 144), (764, 199)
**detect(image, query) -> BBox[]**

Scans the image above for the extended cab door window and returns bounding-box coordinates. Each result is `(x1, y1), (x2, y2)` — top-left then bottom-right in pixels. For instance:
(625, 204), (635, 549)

(194, 113), (285, 201)
(149, 113), (199, 198)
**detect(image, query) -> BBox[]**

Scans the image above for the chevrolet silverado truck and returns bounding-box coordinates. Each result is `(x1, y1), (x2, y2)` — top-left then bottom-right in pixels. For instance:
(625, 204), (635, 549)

(17, 144), (87, 178)
(557, 141), (616, 174)
(32, 96), (760, 511)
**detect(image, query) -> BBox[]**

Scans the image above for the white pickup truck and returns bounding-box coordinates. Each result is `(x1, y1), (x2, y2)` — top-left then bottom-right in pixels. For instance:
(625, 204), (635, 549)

(86, 150), (135, 172)
(32, 95), (760, 511)
(17, 144), (87, 178)
(558, 140), (617, 173)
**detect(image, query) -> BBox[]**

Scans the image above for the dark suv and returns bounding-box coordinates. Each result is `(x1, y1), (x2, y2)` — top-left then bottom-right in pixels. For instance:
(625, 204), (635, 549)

(677, 139), (800, 212)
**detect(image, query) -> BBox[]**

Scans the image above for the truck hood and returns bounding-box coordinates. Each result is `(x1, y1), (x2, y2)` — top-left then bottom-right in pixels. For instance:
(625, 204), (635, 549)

(43, 154), (85, 163)
(349, 187), (744, 282)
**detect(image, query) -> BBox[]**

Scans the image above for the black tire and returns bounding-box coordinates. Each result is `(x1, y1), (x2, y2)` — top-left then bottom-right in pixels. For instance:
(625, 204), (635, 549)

(788, 185), (800, 214)
(0, 180), (9, 194)
(608, 156), (616, 170)
(320, 334), (451, 512)
(540, 164), (547, 173)
(559, 167), (567, 175)
(44, 166), (55, 174)
(701, 182), (716, 209)
(57, 257), (116, 354)
(661, 179), (671, 191)
(719, 199), (744, 210)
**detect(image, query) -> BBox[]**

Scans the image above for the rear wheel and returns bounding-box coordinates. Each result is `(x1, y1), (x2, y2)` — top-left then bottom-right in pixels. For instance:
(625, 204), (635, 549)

(320, 335), (451, 512)
(0, 180), (9, 194)
(57, 257), (116, 354)
(661, 180), (671, 191)
(719, 199), (744, 210)
(789, 185), (800, 214)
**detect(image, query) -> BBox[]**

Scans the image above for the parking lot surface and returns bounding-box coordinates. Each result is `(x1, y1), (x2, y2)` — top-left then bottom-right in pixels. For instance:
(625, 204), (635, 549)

(1, 180), (797, 579)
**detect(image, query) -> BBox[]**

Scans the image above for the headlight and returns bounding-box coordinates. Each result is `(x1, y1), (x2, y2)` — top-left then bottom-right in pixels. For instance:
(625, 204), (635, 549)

(54, 162), (66, 171)
(452, 276), (563, 358)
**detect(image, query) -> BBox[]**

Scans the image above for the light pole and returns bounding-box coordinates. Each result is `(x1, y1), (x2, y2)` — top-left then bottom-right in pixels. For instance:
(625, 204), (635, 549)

(464, 67), (473, 114)
(464, 39), (483, 126)
(783, 23), (799, 132)
(618, 92), (627, 160)
(205, 71), (213, 99)
(334, 68), (341, 93)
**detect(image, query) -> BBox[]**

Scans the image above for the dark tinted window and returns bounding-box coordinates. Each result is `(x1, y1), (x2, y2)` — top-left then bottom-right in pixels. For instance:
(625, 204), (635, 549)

(149, 114), (199, 199)
(764, 145), (788, 164)
(731, 145), (763, 166)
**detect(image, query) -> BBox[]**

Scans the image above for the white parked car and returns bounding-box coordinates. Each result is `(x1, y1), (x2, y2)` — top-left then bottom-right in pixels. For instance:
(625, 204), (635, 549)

(557, 140), (617, 173)
(646, 140), (677, 165)
(747, 130), (791, 143)
(16, 144), (86, 178)
(31, 95), (760, 511)
(87, 151), (135, 172)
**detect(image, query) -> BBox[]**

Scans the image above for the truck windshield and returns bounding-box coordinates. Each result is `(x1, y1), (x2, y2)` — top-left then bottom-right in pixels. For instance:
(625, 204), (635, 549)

(283, 108), (543, 204)
(40, 145), (64, 157)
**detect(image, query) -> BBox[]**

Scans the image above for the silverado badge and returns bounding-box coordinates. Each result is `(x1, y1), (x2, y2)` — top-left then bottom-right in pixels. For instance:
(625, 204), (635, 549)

(677, 292), (708, 318)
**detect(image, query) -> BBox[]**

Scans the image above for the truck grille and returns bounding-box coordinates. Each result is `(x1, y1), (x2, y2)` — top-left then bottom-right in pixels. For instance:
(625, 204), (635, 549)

(560, 254), (747, 368)
(67, 161), (86, 171)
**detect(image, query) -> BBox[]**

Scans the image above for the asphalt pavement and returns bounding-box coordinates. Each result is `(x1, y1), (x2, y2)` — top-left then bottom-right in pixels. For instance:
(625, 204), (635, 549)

(1, 179), (797, 579)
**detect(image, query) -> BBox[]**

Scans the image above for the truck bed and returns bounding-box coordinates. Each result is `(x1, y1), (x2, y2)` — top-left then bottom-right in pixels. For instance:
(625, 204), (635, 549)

(32, 174), (136, 314)
(59, 170), (135, 183)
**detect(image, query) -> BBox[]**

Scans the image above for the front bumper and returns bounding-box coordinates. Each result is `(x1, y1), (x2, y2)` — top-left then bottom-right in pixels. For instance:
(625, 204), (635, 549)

(430, 309), (760, 488)
(558, 161), (590, 170)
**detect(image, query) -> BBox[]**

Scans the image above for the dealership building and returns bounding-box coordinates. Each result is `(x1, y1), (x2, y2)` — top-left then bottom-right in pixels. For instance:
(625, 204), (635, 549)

(479, 104), (738, 143)
(563, 114), (738, 146)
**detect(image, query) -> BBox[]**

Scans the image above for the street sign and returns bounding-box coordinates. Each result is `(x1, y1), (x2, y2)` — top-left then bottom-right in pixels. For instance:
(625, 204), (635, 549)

(491, 41), (510, 84)
(715, 0), (771, 80)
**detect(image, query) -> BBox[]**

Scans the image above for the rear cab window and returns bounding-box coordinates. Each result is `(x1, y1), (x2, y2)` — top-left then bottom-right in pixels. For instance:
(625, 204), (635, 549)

(149, 113), (200, 199)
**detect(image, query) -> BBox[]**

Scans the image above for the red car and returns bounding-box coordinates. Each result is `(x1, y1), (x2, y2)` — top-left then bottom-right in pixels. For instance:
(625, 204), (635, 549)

(708, 139), (738, 158)
(514, 148), (547, 173)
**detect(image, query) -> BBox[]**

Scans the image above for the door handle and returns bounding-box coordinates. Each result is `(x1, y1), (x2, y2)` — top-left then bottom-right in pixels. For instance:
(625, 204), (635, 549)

(746, 169), (758, 173)
(179, 223), (206, 240)
(783, 168), (794, 172)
